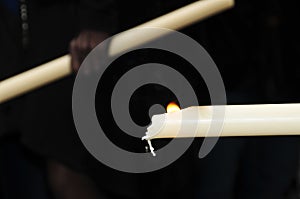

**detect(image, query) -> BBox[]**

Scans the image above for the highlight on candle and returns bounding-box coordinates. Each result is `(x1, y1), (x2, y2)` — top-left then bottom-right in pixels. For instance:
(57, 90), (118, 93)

(166, 102), (180, 113)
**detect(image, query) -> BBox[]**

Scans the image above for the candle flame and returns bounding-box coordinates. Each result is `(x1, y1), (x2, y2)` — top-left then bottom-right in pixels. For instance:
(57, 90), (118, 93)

(166, 102), (180, 113)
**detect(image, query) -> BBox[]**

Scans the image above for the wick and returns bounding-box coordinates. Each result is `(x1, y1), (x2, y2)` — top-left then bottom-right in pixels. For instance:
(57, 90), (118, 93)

(147, 140), (156, 156)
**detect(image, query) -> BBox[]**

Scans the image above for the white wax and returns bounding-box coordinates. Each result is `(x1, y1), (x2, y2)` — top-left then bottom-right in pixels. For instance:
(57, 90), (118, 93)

(0, 0), (234, 105)
(109, 0), (234, 56)
(0, 55), (71, 104)
(143, 103), (300, 140)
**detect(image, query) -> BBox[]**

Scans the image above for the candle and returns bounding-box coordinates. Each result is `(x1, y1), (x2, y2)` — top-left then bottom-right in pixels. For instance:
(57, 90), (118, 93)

(143, 103), (300, 140)
(0, 55), (71, 104)
(108, 0), (234, 56)
(0, 0), (234, 104)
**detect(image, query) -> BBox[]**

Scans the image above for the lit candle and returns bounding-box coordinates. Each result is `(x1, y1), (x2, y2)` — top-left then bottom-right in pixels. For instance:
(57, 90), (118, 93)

(143, 103), (300, 141)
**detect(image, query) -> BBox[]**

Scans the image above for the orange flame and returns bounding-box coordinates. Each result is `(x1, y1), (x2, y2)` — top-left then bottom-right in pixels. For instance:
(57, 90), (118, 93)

(166, 102), (180, 113)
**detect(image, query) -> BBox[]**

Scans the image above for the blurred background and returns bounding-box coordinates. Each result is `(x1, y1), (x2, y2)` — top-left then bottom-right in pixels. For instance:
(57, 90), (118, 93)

(1, 0), (300, 199)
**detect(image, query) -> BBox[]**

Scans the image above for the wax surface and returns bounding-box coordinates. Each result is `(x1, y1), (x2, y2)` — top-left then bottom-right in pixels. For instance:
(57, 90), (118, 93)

(143, 104), (300, 140)
(0, 0), (234, 104)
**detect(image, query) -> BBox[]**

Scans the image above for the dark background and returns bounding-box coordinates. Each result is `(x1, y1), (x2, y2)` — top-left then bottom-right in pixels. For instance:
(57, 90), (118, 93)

(1, 0), (300, 199)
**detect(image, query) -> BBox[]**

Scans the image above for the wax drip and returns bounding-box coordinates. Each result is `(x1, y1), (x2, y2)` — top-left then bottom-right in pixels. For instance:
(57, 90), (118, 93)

(142, 136), (156, 156)
(147, 140), (156, 156)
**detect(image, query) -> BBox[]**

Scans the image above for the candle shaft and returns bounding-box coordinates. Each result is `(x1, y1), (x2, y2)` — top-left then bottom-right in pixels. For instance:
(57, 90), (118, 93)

(0, 55), (71, 104)
(143, 104), (300, 140)
(108, 0), (234, 56)
(0, 0), (234, 104)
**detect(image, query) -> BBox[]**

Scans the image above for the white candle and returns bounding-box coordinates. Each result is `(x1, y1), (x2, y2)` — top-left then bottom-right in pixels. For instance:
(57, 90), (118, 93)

(143, 103), (300, 141)
(108, 0), (234, 56)
(0, 55), (71, 104)
(0, 0), (234, 104)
